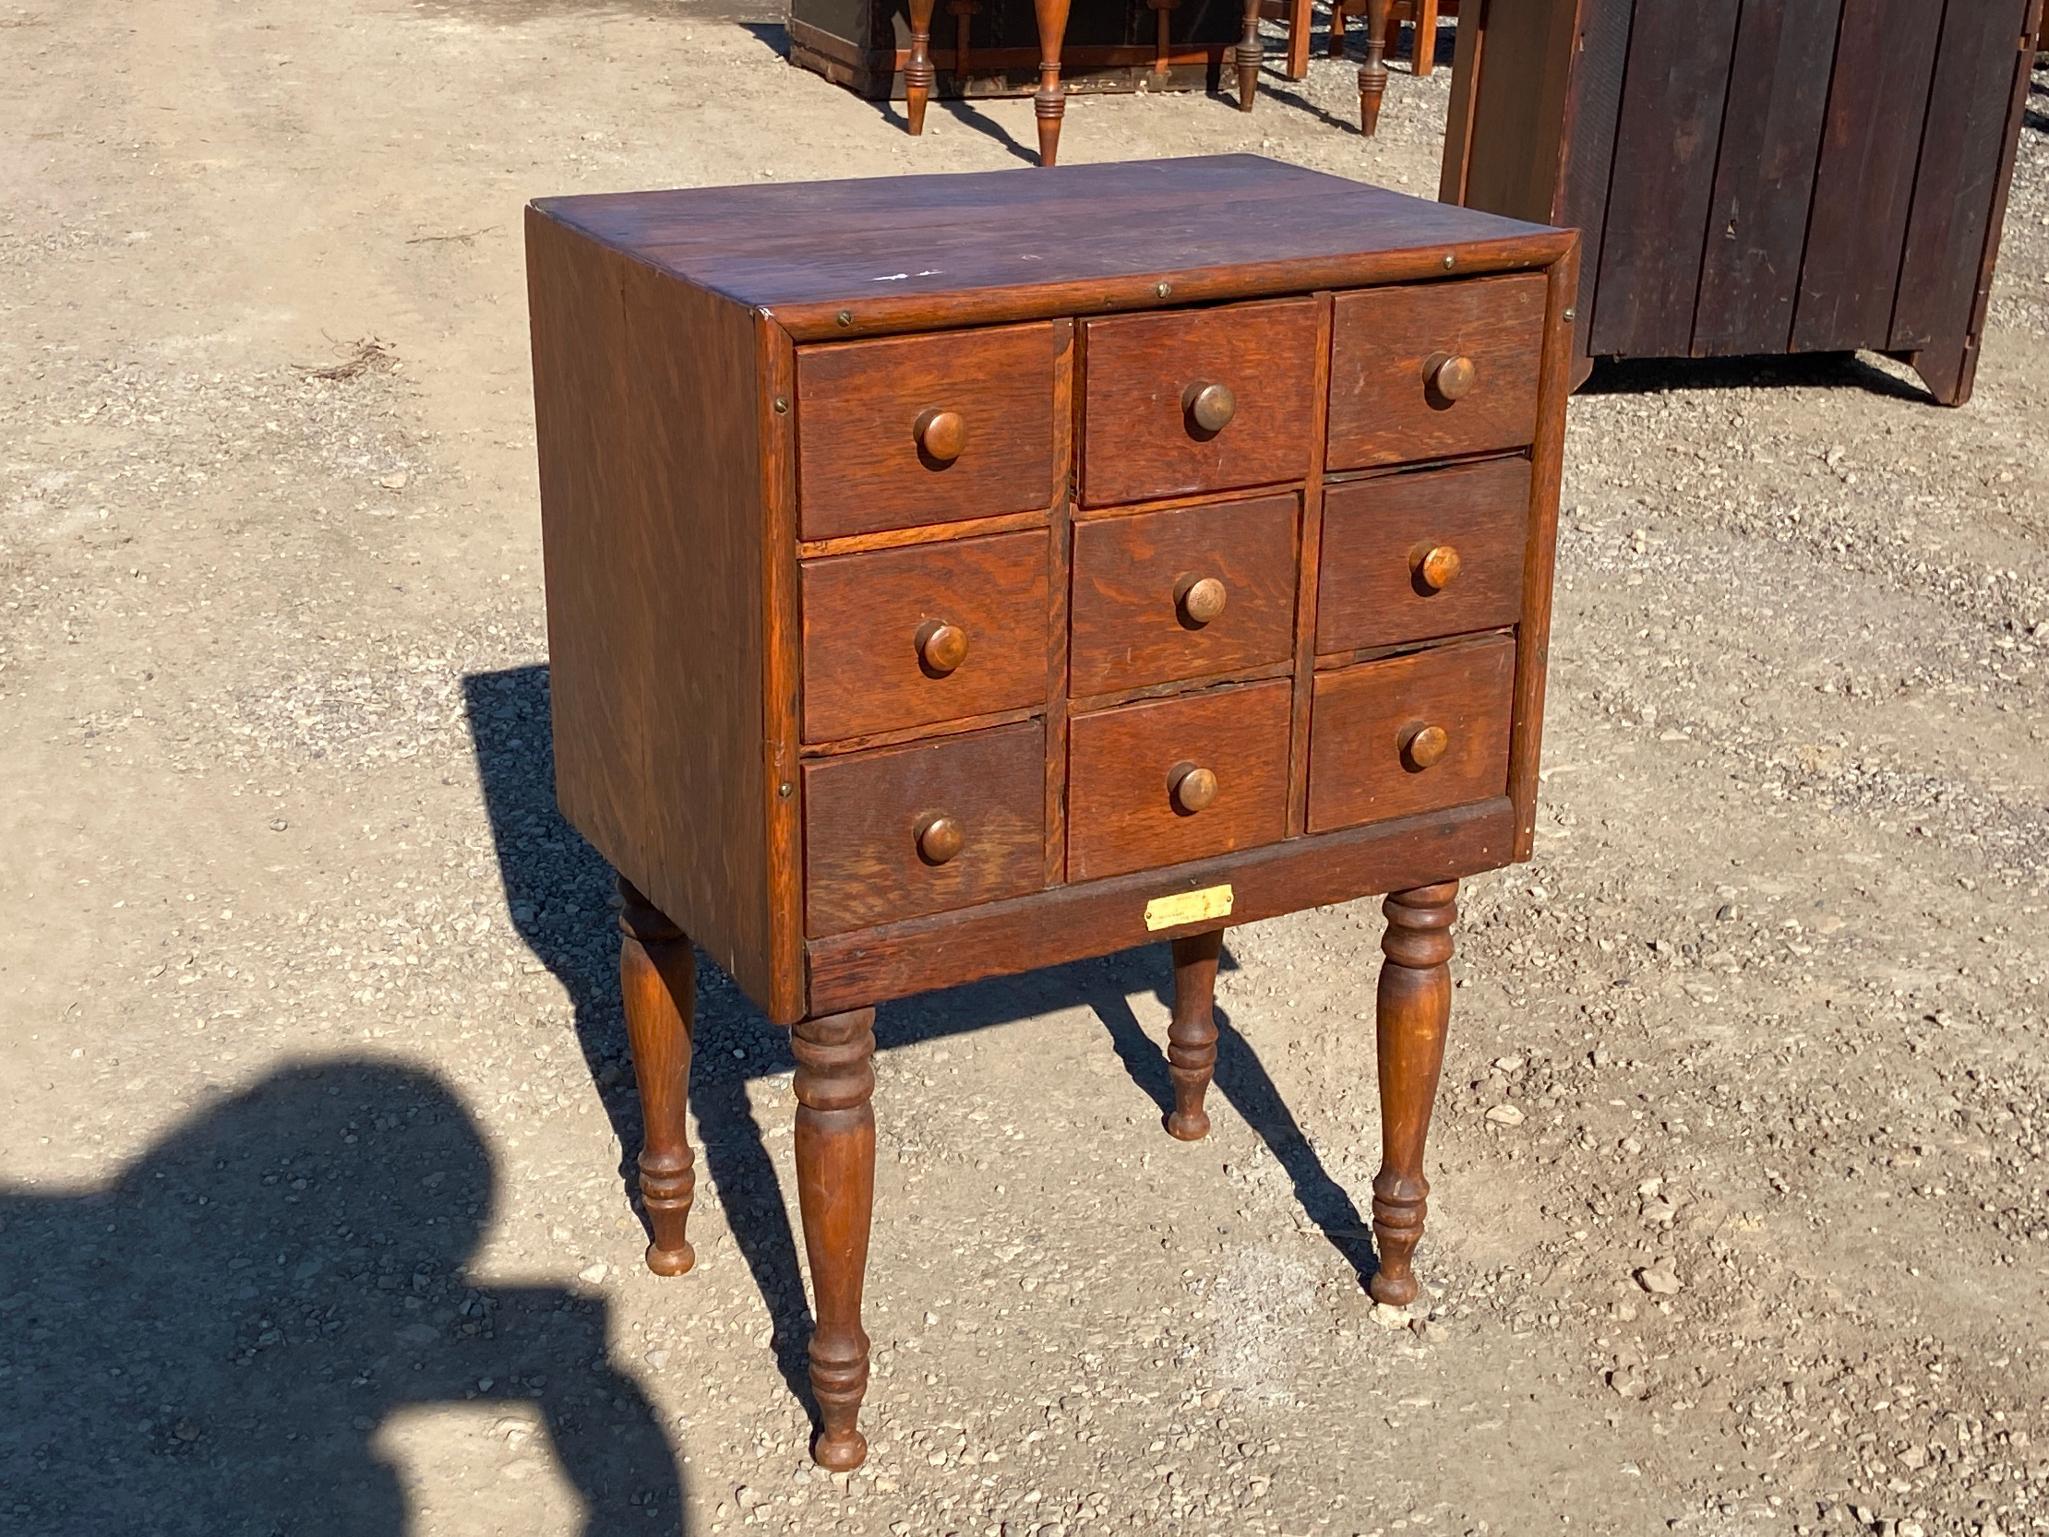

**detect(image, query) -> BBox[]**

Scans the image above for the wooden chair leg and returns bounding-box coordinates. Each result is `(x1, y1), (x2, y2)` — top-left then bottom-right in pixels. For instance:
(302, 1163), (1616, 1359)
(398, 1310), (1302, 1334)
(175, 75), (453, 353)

(1368, 881), (1457, 1307)
(1358, 0), (1390, 133)
(1165, 929), (1223, 1140)
(793, 1007), (878, 1470)
(617, 875), (697, 1277)
(1284, 0), (1312, 78)
(1328, 0), (1347, 58)
(905, 0), (939, 135)
(1412, 0), (1437, 75)
(1032, 0), (1072, 166)
(1235, 0), (1263, 109)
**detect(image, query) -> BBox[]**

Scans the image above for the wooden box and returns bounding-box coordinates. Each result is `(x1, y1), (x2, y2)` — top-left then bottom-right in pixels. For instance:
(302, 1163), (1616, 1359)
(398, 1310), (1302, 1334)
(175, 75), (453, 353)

(1440, 0), (2046, 403)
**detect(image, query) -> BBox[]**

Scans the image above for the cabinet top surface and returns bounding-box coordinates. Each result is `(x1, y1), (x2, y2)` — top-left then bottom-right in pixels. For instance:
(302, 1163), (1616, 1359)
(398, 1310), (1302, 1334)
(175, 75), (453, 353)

(530, 155), (1568, 318)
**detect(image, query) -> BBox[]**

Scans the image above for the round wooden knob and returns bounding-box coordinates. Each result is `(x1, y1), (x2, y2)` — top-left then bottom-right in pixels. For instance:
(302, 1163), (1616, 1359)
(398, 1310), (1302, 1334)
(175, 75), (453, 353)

(1401, 723), (1450, 770)
(916, 814), (964, 864)
(1426, 352), (1478, 402)
(915, 619), (969, 674)
(1169, 762), (1219, 813)
(1181, 381), (1237, 434)
(1414, 544), (1462, 591)
(1175, 574), (1228, 626)
(914, 407), (969, 463)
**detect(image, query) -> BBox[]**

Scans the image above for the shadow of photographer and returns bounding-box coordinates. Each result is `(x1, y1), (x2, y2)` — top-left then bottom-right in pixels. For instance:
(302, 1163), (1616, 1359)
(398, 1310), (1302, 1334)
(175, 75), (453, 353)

(0, 1060), (686, 1534)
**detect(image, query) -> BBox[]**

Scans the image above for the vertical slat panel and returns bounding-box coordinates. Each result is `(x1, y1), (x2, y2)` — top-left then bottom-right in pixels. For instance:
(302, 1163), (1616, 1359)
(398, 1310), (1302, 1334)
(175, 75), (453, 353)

(1691, 0), (1843, 356)
(1458, 0), (1584, 223)
(1890, 0), (2034, 350)
(1790, 0), (1943, 352)
(1587, 0), (1742, 358)
(1555, 0), (1636, 352)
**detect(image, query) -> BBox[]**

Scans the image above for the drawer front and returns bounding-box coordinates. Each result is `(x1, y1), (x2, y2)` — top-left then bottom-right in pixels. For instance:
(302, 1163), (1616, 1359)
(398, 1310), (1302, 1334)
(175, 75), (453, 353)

(1317, 457), (1530, 654)
(1307, 636), (1515, 834)
(1067, 679), (1292, 882)
(1081, 298), (1319, 507)
(797, 323), (1059, 540)
(804, 721), (1046, 936)
(1070, 494), (1299, 697)
(1327, 274), (1547, 471)
(801, 530), (1048, 743)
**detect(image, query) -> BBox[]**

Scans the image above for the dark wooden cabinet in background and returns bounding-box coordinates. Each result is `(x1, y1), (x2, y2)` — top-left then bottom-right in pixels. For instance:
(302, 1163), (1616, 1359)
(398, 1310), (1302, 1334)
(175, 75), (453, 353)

(1441, 0), (2045, 404)
(527, 156), (1575, 1470)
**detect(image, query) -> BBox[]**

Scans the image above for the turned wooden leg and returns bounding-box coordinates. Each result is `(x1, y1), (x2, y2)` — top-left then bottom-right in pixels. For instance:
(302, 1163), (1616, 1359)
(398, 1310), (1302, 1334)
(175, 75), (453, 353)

(1369, 881), (1457, 1307)
(1165, 929), (1223, 1140)
(793, 1007), (878, 1471)
(617, 876), (697, 1277)
(1358, 0), (1389, 134)
(906, 0), (938, 135)
(1328, 0), (1347, 58)
(1032, 0), (1072, 166)
(1235, 0), (1262, 109)
(1412, 0), (1437, 75)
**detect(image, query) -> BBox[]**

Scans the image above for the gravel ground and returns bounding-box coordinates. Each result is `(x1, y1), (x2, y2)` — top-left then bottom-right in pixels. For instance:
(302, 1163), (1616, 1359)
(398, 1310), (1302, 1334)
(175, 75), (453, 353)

(3, 4), (2047, 1534)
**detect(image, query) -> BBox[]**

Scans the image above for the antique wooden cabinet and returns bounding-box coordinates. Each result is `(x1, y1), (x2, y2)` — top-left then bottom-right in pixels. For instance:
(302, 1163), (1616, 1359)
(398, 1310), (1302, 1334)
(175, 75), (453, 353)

(526, 156), (1576, 1470)
(1441, 0), (2045, 403)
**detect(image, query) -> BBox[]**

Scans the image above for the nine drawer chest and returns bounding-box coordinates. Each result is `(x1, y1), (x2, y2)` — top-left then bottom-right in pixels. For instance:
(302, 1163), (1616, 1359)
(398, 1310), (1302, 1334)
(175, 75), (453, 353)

(526, 155), (1577, 1469)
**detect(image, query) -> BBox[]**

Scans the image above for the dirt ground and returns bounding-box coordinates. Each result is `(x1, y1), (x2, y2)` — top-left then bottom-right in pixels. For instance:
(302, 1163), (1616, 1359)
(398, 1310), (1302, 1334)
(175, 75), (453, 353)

(4, 2), (2047, 1533)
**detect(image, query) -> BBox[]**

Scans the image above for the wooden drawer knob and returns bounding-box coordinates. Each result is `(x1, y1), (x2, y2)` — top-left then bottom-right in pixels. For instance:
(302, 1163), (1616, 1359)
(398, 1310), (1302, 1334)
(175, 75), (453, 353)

(916, 813), (964, 864)
(1182, 381), (1238, 435)
(1169, 761), (1219, 813)
(915, 619), (970, 674)
(1175, 574), (1229, 626)
(1425, 352), (1478, 403)
(1413, 543), (1462, 591)
(1400, 722), (1450, 770)
(914, 407), (969, 463)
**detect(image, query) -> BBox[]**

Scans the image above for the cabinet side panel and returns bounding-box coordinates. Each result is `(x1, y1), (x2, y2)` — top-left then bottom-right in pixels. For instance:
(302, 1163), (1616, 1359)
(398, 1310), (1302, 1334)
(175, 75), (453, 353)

(1456, 0), (1583, 227)
(528, 208), (776, 1008)
(1889, 0), (2034, 352)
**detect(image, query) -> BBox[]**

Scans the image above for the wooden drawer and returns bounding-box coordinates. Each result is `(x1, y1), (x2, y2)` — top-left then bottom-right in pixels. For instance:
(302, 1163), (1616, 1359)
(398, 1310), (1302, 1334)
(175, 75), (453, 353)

(1069, 494), (1298, 697)
(1080, 298), (1319, 507)
(1326, 275), (1546, 471)
(1307, 635), (1515, 834)
(801, 530), (1048, 743)
(1067, 679), (1291, 882)
(804, 721), (1046, 936)
(1317, 458), (1529, 654)
(796, 322), (1059, 540)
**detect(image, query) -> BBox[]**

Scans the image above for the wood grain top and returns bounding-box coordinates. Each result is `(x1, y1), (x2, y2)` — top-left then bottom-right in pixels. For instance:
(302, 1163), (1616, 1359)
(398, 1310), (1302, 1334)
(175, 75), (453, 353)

(530, 156), (1570, 336)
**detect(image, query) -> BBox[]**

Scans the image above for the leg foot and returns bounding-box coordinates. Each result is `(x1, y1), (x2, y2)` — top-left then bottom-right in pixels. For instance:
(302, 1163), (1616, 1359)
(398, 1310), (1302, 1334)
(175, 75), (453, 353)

(793, 1008), (878, 1470)
(1368, 881), (1456, 1307)
(1235, 0), (1262, 109)
(906, 0), (938, 135)
(1165, 929), (1222, 1140)
(618, 876), (697, 1277)
(1358, 0), (1389, 134)
(1032, 0), (1072, 164)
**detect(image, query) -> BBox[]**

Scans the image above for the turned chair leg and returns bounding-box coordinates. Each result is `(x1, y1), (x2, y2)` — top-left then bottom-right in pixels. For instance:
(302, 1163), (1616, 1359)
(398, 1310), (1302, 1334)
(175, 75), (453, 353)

(1032, 0), (1072, 165)
(906, 0), (938, 135)
(1235, 0), (1262, 109)
(1165, 929), (1223, 1140)
(617, 875), (698, 1277)
(1328, 0), (1347, 57)
(1369, 881), (1457, 1307)
(1358, 0), (1390, 134)
(793, 1007), (878, 1471)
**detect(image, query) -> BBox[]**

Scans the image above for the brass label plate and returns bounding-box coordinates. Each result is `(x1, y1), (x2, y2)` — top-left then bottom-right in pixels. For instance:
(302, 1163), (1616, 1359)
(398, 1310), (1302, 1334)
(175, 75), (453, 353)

(1143, 883), (1234, 932)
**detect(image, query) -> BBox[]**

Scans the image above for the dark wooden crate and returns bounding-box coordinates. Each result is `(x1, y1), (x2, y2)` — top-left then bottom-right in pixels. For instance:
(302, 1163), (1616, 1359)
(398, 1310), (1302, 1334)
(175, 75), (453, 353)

(790, 0), (1238, 100)
(1440, 0), (2046, 405)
